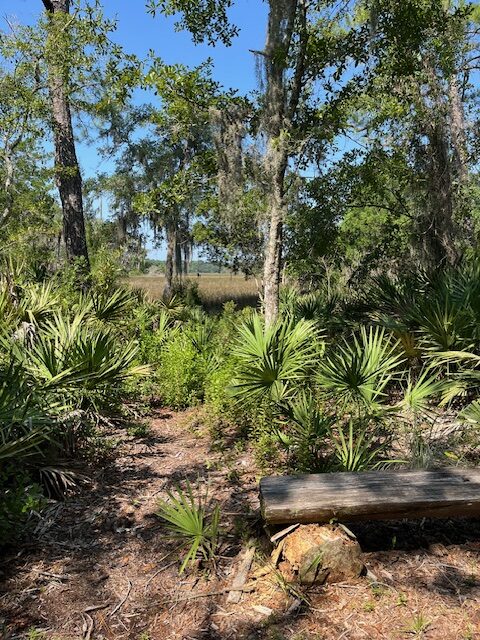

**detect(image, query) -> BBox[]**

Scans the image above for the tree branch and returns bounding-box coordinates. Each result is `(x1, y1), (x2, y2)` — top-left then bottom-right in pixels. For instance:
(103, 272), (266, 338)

(287, 0), (308, 121)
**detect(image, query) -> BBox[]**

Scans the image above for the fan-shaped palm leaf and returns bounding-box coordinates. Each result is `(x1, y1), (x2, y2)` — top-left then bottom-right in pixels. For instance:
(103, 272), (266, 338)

(230, 314), (319, 403)
(316, 326), (403, 409)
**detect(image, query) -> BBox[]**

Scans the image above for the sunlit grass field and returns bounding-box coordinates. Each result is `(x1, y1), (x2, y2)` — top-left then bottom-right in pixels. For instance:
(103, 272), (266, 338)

(128, 274), (260, 311)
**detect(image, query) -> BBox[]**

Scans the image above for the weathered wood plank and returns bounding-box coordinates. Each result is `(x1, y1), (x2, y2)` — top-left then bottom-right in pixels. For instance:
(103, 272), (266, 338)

(260, 468), (480, 524)
(226, 546), (255, 603)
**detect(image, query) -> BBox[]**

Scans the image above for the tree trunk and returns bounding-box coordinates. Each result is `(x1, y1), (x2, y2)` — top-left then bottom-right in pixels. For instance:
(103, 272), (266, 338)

(42, 0), (90, 269)
(263, 159), (287, 326)
(116, 214), (127, 245)
(261, 0), (298, 326)
(183, 241), (191, 275)
(418, 60), (460, 267)
(174, 236), (183, 279)
(423, 120), (459, 266)
(448, 74), (468, 186)
(261, 0), (305, 326)
(164, 224), (175, 298)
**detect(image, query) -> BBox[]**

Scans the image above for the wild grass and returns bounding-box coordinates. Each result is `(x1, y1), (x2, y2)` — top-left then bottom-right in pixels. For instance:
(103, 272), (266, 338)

(127, 274), (259, 311)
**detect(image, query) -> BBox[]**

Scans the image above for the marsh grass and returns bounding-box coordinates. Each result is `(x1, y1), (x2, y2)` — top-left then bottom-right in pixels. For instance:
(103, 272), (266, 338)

(127, 275), (259, 311)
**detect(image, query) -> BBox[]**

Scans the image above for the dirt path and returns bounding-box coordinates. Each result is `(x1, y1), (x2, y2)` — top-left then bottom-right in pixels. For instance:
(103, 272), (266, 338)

(1, 410), (480, 640)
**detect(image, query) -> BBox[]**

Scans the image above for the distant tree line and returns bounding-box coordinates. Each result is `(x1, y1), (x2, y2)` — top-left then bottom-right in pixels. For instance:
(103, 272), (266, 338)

(142, 259), (226, 275)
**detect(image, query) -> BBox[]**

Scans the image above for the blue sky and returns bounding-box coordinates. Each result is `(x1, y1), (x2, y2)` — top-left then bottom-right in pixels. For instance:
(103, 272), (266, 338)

(0, 0), (269, 258)
(3, 1), (267, 96)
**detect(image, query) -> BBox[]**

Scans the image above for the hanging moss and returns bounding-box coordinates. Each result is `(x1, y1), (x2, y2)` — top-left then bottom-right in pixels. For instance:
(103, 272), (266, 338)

(209, 103), (248, 222)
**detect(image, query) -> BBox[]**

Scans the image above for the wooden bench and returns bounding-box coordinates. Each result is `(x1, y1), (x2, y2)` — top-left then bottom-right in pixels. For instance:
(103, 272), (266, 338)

(260, 468), (480, 525)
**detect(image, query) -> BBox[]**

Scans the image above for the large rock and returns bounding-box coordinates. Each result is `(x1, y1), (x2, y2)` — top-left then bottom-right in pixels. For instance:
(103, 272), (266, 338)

(280, 524), (364, 584)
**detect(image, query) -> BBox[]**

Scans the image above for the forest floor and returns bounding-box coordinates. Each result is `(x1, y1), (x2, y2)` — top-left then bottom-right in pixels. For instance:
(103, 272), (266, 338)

(2, 410), (480, 640)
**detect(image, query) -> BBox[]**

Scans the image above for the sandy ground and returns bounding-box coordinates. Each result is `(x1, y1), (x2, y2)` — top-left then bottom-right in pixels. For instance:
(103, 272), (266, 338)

(1, 410), (479, 640)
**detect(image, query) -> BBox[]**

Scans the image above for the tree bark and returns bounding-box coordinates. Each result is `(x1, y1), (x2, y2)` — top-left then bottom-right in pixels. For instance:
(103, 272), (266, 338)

(116, 214), (127, 245)
(418, 60), (460, 267)
(261, 0), (298, 326)
(183, 240), (191, 275)
(263, 158), (287, 326)
(423, 120), (459, 266)
(164, 223), (175, 298)
(448, 74), (468, 185)
(174, 235), (183, 279)
(42, 0), (90, 269)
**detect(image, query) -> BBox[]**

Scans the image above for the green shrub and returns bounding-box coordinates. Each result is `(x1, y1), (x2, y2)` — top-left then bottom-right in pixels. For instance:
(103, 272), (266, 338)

(158, 333), (209, 408)
(171, 278), (201, 307)
(204, 357), (255, 442)
(51, 258), (90, 310)
(253, 432), (283, 472)
(0, 467), (44, 546)
(90, 247), (126, 290)
(137, 310), (177, 365)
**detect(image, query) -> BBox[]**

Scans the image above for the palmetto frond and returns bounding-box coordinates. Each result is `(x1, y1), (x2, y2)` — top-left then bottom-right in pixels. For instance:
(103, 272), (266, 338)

(329, 420), (401, 472)
(432, 349), (480, 404)
(157, 480), (220, 573)
(230, 314), (319, 403)
(12, 312), (149, 406)
(316, 326), (403, 409)
(19, 282), (60, 326)
(399, 367), (447, 420)
(458, 399), (480, 425)
(273, 391), (334, 470)
(89, 287), (135, 322)
(0, 363), (52, 463)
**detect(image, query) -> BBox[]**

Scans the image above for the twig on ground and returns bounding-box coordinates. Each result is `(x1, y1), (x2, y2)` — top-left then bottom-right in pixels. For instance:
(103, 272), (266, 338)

(83, 603), (112, 613)
(82, 612), (94, 640)
(165, 586), (255, 604)
(108, 579), (132, 617)
(31, 569), (70, 580)
(270, 524), (300, 543)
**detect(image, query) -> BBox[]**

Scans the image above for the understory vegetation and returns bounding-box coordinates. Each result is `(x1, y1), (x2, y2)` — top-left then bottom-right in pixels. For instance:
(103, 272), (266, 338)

(3, 255), (480, 550)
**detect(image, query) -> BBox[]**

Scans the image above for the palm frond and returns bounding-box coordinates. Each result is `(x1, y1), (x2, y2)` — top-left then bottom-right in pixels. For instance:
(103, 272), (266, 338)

(89, 287), (135, 322)
(316, 326), (403, 409)
(157, 481), (220, 573)
(229, 314), (319, 403)
(329, 419), (401, 472)
(399, 367), (446, 419)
